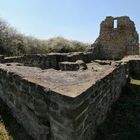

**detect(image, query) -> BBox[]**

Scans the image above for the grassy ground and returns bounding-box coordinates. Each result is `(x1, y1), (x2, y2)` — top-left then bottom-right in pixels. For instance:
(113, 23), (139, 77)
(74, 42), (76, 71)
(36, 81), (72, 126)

(95, 76), (140, 140)
(0, 99), (33, 140)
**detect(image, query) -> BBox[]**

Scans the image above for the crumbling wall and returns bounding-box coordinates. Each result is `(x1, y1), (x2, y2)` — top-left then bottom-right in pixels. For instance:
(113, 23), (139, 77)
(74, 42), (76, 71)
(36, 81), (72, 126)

(0, 61), (129, 140)
(0, 69), (51, 140)
(0, 67), (85, 140)
(69, 64), (127, 140)
(2, 52), (94, 69)
(0, 15), (139, 140)
(92, 16), (139, 60)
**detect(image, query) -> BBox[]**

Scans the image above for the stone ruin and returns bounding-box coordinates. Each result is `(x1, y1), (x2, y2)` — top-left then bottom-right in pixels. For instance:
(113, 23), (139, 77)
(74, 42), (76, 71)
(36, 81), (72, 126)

(0, 16), (139, 140)
(92, 16), (139, 60)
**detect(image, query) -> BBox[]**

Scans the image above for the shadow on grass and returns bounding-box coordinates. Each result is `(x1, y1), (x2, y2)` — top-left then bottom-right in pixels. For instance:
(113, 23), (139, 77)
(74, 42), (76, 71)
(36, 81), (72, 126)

(95, 80), (140, 140)
(0, 99), (33, 140)
(130, 73), (140, 80)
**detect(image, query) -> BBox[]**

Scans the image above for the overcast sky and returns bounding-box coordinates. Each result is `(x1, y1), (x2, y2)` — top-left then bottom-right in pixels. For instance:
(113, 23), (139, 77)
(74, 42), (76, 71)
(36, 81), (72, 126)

(0, 0), (139, 43)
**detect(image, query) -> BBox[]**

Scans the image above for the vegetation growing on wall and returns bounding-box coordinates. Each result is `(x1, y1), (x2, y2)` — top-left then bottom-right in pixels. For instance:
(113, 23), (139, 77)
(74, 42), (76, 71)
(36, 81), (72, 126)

(0, 18), (90, 56)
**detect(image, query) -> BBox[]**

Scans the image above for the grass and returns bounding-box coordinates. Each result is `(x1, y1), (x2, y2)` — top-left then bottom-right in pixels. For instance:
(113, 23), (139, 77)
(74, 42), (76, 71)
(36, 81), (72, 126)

(130, 79), (140, 85)
(130, 77), (140, 85)
(95, 76), (140, 140)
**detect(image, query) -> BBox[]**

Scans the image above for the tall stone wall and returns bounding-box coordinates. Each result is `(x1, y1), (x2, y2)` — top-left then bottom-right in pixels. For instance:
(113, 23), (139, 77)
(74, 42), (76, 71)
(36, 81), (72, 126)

(91, 16), (139, 60)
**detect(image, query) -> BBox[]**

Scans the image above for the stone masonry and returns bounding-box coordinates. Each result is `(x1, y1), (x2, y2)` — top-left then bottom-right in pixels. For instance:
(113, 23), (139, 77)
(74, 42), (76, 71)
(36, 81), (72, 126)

(0, 56), (140, 140)
(91, 16), (139, 59)
(0, 16), (139, 140)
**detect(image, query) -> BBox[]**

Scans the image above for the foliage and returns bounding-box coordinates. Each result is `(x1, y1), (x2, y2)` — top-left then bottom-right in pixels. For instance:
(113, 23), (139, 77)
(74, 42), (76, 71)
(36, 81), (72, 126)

(0, 18), (90, 56)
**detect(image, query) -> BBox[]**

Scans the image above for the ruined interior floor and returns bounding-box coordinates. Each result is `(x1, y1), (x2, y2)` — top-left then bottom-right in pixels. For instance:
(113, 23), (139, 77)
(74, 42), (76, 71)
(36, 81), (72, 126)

(0, 61), (117, 97)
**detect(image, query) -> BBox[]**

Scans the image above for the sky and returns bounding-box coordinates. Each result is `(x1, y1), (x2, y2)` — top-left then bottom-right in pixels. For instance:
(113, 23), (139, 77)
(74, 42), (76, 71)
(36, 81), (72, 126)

(0, 0), (140, 43)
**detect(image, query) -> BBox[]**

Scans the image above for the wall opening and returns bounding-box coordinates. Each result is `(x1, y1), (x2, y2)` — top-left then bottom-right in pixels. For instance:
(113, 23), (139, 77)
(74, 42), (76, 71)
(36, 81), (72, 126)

(114, 19), (118, 28)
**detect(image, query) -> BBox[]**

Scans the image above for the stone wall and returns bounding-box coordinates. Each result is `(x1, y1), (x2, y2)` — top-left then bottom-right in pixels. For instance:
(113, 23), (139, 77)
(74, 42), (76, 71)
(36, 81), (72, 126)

(2, 52), (94, 69)
(0, 66), (86, 140)
(68, 64), (127, 139)
(0, 69), (50, 139)
(91, 16), (139, 60)
(0, 15), (139, 140)
(0, 60), (131, 140)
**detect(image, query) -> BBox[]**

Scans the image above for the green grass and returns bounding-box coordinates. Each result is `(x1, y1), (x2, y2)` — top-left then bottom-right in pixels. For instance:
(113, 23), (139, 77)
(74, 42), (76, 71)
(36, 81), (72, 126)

(130, 79), (140, 85)
(95, 77), (140, 140)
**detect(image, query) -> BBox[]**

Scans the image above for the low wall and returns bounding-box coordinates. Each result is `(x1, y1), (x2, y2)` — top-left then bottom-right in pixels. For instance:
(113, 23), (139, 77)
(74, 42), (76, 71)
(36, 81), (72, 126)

(2, 52), (94, 69)
(0, 60), (130, 140)
(0, 67), (84, 140)
(69, 64), (127, 139)
(0, 69), (50, 139)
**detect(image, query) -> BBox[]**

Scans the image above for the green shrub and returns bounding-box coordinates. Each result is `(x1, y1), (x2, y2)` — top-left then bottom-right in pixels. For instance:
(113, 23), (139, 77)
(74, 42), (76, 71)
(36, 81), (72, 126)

(0, 18), (90, 56)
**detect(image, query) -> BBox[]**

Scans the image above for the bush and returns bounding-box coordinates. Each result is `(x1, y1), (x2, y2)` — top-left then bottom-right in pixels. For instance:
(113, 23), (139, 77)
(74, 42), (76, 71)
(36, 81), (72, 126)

(0, 18), (90, 56)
